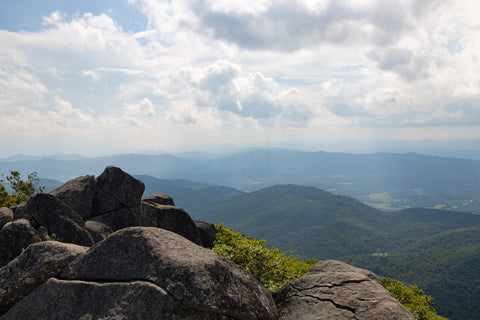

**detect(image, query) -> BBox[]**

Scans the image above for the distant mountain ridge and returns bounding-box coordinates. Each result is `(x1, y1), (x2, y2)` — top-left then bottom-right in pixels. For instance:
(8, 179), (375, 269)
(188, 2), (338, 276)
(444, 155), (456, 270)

(1, 148), (479, 212)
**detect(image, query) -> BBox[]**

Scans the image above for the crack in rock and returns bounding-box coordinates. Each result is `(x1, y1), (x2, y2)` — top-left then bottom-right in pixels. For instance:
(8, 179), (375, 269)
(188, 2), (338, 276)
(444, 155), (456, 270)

(54, 277), (248, 320)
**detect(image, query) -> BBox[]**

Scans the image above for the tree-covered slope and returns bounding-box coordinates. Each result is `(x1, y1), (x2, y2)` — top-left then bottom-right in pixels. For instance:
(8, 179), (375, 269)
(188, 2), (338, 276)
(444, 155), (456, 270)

(342, 226), (480, 320)
(191, 184), (480, 319)
(192, 185), (480, 259)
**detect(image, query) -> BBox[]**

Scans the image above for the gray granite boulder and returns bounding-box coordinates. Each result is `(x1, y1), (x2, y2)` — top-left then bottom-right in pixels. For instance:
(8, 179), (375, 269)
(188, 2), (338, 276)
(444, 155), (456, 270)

(49, 175), (97, 219)
(60, 227), (278, 320)
(0, 209), (13, 230)
(21, 193), (94, 247)
(0, 241), (87, 315)
(91, 166), (144, 216)
(274, 260), (415, 320)
(0, 220), (41, 267)
(142, 193), (175, 206)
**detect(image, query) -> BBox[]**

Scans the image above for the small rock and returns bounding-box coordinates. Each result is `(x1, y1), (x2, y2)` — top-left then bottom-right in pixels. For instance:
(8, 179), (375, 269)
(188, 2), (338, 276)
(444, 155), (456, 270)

(84, 220), (113, 243)
(0, 219), (41, 267)
(142, 193), (175, 206)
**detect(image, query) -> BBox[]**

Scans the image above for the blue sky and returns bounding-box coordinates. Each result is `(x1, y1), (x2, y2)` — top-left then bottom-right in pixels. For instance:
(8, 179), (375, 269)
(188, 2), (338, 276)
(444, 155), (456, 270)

(1, 0), (479, 156)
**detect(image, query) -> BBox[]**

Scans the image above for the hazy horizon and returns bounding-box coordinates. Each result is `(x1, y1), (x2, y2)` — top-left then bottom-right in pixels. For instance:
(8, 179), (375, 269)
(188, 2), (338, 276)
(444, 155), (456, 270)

(1, 139), (480, 160)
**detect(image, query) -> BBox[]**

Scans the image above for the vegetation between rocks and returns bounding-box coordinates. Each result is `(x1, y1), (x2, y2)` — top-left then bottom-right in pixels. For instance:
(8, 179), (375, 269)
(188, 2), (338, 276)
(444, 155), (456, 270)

(213, 224), (448, 320)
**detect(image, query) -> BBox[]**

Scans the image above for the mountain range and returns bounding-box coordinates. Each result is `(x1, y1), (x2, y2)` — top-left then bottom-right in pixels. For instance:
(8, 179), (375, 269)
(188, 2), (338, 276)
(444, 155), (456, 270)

(2, 148), (480, 213)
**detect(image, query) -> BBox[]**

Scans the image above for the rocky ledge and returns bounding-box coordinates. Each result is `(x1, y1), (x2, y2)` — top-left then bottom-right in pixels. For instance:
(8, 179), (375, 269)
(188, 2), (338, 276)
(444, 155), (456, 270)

(0, 166), (414, 319)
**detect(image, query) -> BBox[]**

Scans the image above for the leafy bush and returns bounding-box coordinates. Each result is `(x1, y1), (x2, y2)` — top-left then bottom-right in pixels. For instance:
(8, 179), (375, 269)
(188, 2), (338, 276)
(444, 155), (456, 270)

(383, 278), (448, 320)
(0, 171), (44, 207)
(213, 223), (318, 292)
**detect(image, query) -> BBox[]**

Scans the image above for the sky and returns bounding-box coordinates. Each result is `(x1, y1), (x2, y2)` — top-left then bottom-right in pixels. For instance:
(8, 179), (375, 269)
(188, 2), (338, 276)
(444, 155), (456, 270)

(1, 0), (479, 157)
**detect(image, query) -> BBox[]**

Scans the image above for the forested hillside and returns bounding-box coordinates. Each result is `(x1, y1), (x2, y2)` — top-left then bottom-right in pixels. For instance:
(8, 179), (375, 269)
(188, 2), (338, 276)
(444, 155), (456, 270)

(191, 184), (480, 320)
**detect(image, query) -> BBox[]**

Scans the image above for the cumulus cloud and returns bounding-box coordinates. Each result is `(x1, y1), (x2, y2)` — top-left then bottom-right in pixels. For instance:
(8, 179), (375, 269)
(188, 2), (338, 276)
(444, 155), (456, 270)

(166, 60), (316, 126)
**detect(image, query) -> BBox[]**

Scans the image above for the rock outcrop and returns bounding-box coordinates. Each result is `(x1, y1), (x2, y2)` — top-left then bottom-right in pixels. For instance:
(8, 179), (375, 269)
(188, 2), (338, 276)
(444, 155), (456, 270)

(273, 260), (415, 320)
(2, 227), (277, 319)
(0, 166), (415, 319)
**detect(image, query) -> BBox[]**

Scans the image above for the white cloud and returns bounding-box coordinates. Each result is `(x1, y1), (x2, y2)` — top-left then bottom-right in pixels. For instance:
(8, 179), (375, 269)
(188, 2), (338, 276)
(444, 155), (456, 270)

(124, 97), (156, 116)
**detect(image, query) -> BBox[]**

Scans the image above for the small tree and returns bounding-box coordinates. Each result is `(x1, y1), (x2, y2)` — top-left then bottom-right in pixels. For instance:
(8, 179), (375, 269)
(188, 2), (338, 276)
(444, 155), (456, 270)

(0, 171), (44, 207)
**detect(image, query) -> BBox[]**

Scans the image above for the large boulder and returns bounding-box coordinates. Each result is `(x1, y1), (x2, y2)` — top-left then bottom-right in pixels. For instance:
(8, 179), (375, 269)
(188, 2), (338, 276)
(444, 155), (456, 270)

(0, 220), (41, 267)
(59, 227), (278, 319)
(21, 193), (94, 247)
(0, 208), (13, 230)
(0, 241), (88, 315)
(274, 260), (415, 320)
(49, 175), (97, 219)
(91, 166), (144, 216)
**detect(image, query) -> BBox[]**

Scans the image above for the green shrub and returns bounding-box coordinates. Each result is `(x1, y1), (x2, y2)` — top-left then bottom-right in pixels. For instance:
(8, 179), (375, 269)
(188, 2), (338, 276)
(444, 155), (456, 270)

(213, 223), (318, 292)
(0, 171), (44, 207)
(383, 277), (448, 320)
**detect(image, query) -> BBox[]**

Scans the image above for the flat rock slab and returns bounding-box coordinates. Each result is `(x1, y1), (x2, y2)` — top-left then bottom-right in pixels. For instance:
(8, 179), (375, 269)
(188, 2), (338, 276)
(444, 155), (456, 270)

(274, 260), (415, 320)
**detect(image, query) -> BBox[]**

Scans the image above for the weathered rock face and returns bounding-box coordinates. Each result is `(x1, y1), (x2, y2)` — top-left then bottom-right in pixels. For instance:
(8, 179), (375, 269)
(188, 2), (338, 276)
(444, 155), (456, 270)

(274, 260), (415, 320)
(3, 227), (278, 320)
(49, 175), (97, 220)
(21, 193), (94, 247)
(0, 219), (41, 267)
(0, 241), (88, 315)
(91, 166), (145, 216)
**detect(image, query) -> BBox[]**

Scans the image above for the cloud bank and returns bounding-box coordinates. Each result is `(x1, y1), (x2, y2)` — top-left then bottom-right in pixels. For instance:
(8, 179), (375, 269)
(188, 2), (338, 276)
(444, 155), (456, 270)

(0, 0), (479, 154)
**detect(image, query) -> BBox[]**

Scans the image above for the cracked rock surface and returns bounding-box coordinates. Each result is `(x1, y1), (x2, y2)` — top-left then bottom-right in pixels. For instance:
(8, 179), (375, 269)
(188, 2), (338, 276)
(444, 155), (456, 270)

(273, 260), (415, 320)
